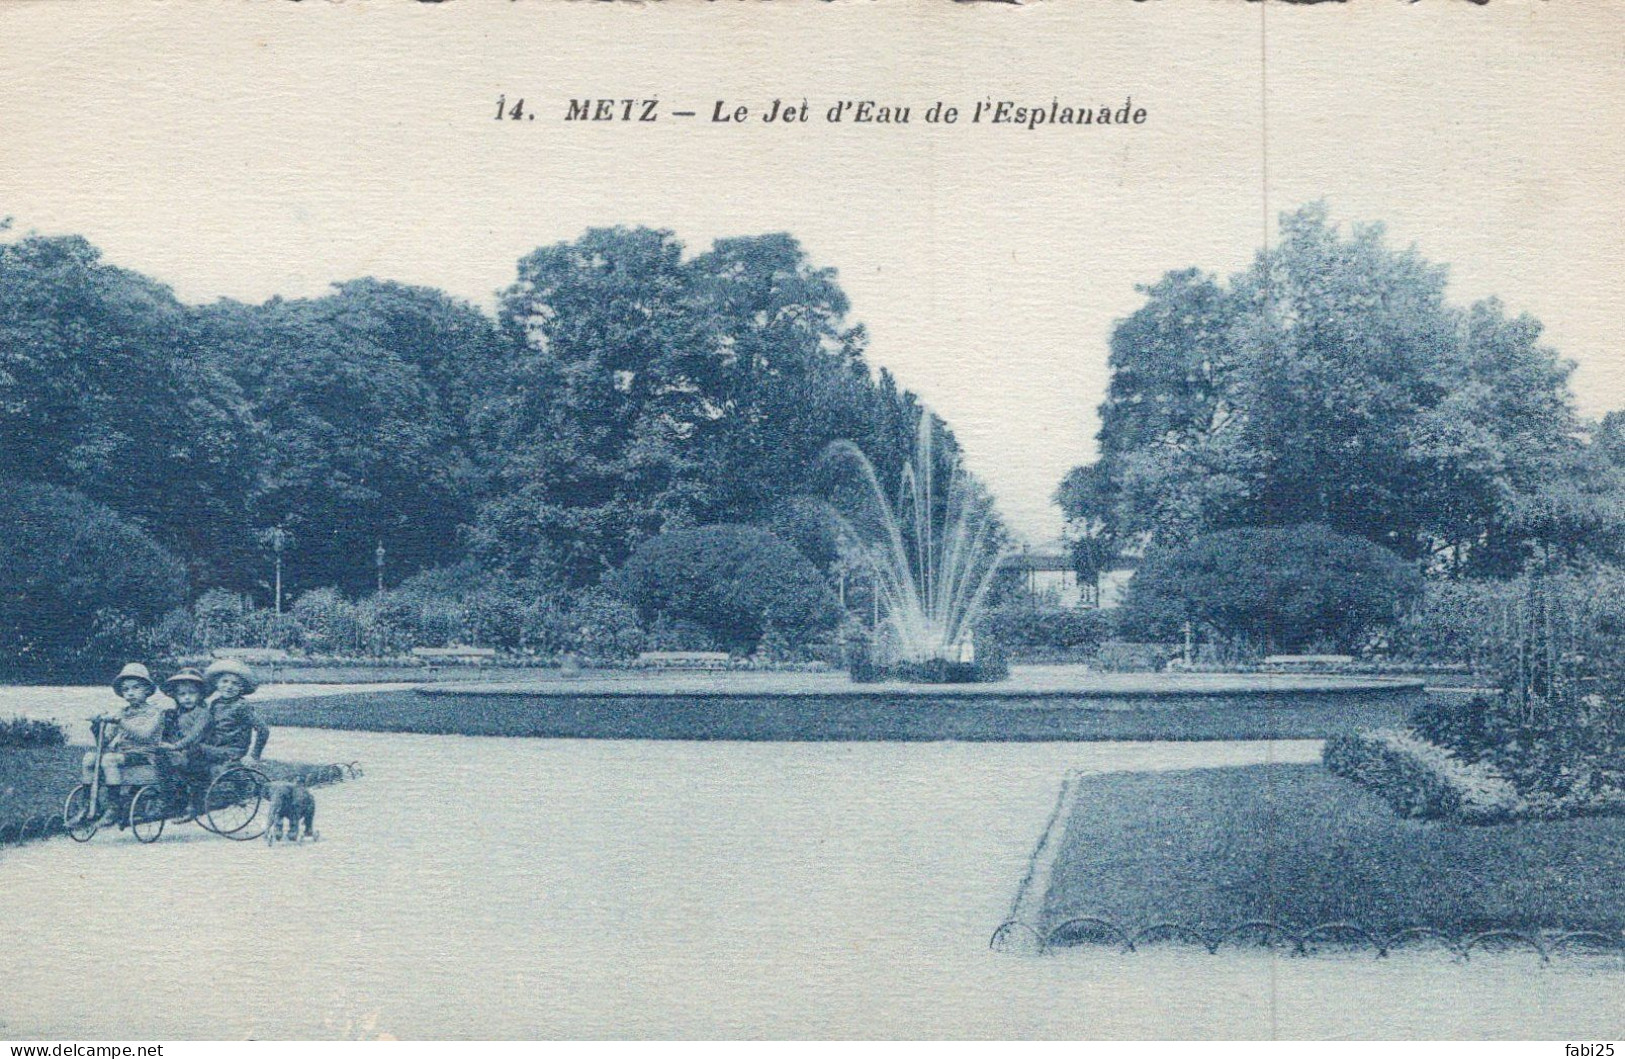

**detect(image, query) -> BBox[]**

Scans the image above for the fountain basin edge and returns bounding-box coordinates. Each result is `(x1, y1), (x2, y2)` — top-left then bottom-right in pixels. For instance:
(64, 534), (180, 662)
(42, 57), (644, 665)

(258, 670), (1427, 742)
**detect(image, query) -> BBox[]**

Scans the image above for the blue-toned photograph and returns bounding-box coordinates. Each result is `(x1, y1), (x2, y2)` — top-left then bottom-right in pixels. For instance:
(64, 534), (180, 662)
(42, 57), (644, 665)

(0, 1), (1621, 1043)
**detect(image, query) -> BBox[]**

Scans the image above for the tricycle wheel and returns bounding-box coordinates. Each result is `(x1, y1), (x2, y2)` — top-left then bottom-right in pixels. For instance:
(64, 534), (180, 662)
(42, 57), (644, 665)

(129, 785), (167, 844)
(64, 784), (98, 842)
(204, 764), (268, 840)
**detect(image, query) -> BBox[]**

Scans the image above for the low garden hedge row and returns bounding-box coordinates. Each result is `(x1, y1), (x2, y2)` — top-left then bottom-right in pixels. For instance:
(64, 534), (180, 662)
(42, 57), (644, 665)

(0, 716), (67, 749)
(1327, 725), (1625, 824)
(1323, 727), (1520, 824)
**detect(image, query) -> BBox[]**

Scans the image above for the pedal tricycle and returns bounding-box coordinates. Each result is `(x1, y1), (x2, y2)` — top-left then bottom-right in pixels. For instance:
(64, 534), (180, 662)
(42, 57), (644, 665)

(63, 718), (270, 843)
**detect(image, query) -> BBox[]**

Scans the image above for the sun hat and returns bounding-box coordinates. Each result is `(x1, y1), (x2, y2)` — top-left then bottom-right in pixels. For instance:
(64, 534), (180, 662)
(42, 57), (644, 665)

(203, 657), (259, 696)
(112, 662), (156, 695)
(162, 667), (208, 697)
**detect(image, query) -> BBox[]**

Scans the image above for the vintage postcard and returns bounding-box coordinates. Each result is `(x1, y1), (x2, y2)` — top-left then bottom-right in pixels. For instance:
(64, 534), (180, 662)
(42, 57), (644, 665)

(0, 0), (1622, 1045)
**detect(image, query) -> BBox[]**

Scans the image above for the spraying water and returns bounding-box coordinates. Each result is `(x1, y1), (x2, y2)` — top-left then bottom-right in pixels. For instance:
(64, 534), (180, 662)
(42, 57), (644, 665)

(824, 413), (1011, 665)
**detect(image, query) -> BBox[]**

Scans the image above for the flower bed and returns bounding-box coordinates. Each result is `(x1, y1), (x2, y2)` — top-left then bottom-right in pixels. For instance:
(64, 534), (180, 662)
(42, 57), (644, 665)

(0, 716), (67, 749)
(1032, 762), (1625, 948)
(1320, 726), (1625, 824)
(1326, 721), (1625, 828)
(1405, 687), (1625, 822)
(1324, 727), (1520, 823)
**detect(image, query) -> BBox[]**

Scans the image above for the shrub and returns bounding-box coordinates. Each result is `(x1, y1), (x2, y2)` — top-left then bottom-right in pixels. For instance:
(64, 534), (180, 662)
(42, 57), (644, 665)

(840, 624), (893, 682)
(973, 636), (1011, 681)
(976, 597), (1113, 651)
(1389, 570), (1625, 819)
(1410, 693), (1499, 757)
(891, 658), (1000, 684)
(762, 496), (842, 570)
(190, 588), (254, 649)
(1323, 727), (1520, 824)
(513, 597), (568, 655)
(364, 564), (533, 652)
(0, 480), (188, 679)
(241, 607), (303, 651)
(560, 586), (645, 660)
(151, 606), (199, 655)
(643, 615), (722, 653)
(329, 574), (649, 660)
(842, 622), (1008, 683)
(0, 716), (67, 748)
(291, 587), (361, 655)
(617, 525), (841, 655)
(753, 623), (797, 664)
(156, 561), (657, 662)
(1093, 641), (1182, 672)
(353, 595), (407, 656)
(1438, 572), (1625, 776)
(1119, 523), (1423, 653)
(380, 564), (479, 648)
(152, 588), (313, 656)
(1390, 578), (1520, 667)
(463, 587), (526, 650)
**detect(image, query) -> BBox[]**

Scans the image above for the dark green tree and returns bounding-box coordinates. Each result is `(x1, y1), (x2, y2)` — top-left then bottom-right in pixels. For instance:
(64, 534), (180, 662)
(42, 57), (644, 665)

(684, 234), (878, 523)
(471, 228), (940, 587)
(470, 227), (708, 584)
(1062, 203), (1591, 574)
(195, 281), (489, 596)
(0, 232), (261, 585)
(0, 480), (188, 677)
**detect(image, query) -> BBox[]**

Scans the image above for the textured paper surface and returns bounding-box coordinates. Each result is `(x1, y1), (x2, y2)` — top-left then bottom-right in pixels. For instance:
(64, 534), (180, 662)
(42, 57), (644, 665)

(1, 1), (1621, 1041)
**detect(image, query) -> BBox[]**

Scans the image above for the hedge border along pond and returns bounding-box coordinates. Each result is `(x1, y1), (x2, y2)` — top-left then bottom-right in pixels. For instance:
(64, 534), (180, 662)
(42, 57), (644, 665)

(996, 762), (1625, 958)
(257, 678), (1425, 742)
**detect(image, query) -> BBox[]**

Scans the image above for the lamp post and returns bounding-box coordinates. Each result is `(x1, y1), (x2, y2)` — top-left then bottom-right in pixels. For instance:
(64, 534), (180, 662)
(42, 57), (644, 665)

(375, 540), (386, 594)
(269, 526), (287, 615)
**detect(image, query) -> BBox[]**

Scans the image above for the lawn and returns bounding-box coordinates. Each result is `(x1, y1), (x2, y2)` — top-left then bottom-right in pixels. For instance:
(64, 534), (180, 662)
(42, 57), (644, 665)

(0, 746), (351, 844)
(0, 744), (83, 835)
(1037, 763), (1625, 947)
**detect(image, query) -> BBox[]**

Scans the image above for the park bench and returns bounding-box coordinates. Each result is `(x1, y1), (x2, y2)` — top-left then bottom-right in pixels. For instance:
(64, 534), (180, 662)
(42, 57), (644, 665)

(634, 650), (733, 669)
(211, 647), (292, 663)
(411, 646), (499, 665)
(1261, 654), (1355, 670)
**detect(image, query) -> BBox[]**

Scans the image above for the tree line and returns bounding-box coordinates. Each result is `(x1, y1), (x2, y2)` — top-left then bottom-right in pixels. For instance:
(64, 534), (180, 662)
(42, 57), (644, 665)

(1059, 203), (1625, 652)
(0, 221), (952, 675)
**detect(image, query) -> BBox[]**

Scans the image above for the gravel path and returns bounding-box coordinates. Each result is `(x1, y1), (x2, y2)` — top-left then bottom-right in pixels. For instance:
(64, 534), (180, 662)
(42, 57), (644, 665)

(0, 713), (1618, 1038)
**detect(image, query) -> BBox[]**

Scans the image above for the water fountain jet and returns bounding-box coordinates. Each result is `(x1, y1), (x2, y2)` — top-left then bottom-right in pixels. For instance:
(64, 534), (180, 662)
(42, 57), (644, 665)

(823, 412), (1012, 682)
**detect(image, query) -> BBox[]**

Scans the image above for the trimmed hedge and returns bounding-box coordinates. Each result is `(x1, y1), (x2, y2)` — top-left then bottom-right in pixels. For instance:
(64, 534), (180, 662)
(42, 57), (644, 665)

(977, 599), (1112, 652)
(617, 525), (841, 656)
(1323, 727), (1520, 824)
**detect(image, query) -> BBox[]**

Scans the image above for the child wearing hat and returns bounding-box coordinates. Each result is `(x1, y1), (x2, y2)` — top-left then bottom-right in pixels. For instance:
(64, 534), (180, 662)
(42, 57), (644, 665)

(156, 668), (213, 812)
(85, 663), (174, 825)
(198, 658), (270, 767)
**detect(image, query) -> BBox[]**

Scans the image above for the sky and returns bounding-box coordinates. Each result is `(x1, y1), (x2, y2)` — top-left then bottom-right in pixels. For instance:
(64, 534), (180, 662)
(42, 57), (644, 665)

(2, 2), (1621, 543)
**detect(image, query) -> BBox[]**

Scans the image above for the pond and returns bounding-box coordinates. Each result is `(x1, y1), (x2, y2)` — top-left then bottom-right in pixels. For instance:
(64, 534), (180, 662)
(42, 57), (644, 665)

(0, 687), (1618, 1038)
